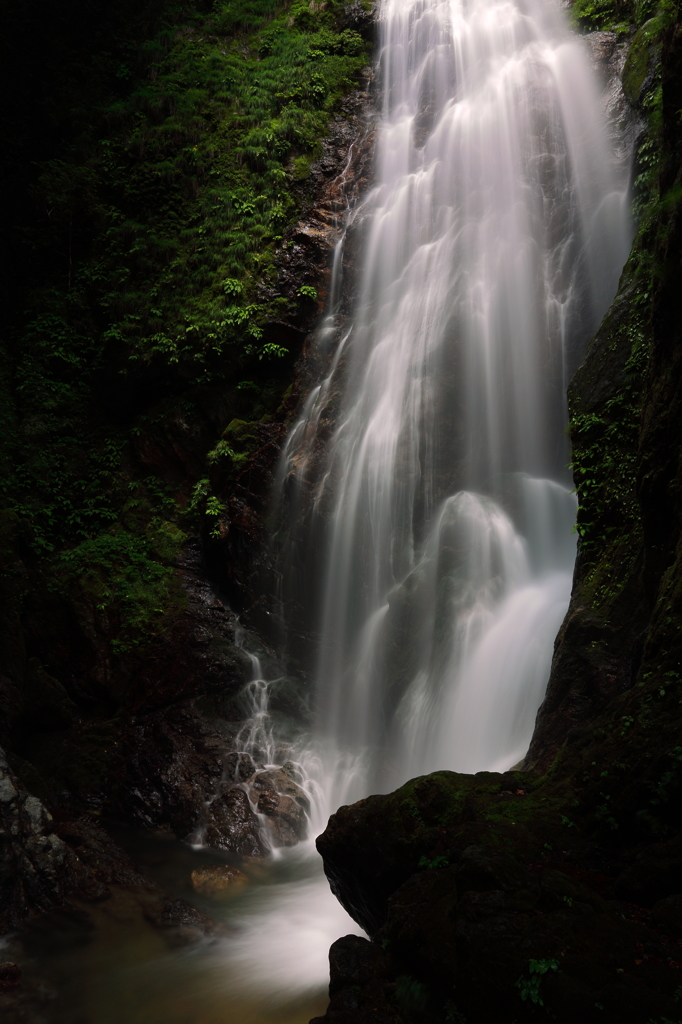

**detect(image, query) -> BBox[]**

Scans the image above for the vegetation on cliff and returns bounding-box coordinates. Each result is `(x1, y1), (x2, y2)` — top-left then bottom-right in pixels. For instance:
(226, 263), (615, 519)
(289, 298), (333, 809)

(0, 0), (370, 660)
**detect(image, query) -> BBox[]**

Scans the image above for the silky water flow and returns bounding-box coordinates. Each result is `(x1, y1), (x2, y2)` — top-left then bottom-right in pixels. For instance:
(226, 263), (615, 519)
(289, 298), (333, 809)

(278, 0), (631, 796)
(47, 1), (632, 1019)
(217, 0), (633, 1010)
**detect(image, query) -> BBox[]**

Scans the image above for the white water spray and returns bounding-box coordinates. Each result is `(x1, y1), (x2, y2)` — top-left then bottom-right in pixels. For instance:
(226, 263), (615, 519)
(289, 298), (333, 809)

(277, 0), (631, 805)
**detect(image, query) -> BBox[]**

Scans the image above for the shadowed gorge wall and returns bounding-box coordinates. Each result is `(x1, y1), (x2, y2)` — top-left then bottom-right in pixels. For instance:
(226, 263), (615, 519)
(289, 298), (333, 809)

(0, 0), (376, 934)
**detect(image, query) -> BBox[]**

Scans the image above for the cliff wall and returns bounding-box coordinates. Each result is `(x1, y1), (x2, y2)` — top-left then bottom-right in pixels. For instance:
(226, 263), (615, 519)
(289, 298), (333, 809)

(0, 0), (376, 939)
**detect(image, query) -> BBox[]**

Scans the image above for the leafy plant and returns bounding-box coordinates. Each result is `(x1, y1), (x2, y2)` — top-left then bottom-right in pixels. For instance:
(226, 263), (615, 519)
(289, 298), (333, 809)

(418, 854), (449, 869)
(515, 959), (559, 1007)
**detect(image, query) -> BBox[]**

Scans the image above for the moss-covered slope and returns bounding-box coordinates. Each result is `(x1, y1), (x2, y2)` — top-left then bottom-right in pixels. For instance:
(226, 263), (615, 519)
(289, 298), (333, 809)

(0, 0), (371, 661)
(0, 0), (375, 908)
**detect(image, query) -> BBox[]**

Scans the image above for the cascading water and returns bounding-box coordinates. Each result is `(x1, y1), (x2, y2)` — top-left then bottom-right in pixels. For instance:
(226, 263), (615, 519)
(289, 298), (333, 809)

(277, 0), (632, 802)
(196, 0), (633, 1012)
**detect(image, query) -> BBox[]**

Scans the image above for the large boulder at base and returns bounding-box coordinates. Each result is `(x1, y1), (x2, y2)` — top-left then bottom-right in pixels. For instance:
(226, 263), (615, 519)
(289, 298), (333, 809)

(314, 771), (682, 1023)
(310, 934), (399, 1024)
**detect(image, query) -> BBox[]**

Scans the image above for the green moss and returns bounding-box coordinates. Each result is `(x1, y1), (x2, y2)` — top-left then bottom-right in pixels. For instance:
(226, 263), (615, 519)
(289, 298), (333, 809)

(623, 16), (665, 102)
(292, 152), (316, 179)
(58, 523), (187, 651)
(0, 0), (371, 659)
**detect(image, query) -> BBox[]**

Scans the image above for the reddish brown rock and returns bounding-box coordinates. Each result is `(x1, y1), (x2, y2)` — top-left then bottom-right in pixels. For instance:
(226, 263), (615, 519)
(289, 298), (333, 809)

(190, 864), (248, 899)
(0, 963), (21, 993)
(250, 767), (311, 847)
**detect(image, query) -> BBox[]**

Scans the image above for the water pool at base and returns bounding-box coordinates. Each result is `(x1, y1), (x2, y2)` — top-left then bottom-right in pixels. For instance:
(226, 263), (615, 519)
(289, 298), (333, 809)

(23, 829), (361, 1024)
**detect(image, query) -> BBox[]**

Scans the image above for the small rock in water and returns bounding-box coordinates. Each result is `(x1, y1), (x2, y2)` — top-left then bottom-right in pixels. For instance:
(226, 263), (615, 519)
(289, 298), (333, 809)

(190, 864), (248, 900)
(0, 962), (22, 992)
(144, 898), (221, 947)
(281, 760), (303, 783)
(652, 893), (682, 936)
(250, 768), (310, 847)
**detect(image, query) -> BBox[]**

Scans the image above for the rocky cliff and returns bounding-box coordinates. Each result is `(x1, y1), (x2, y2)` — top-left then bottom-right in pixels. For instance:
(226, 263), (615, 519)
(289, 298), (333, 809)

(311, 4), (682, 1022)
(0, 0), (377, 988)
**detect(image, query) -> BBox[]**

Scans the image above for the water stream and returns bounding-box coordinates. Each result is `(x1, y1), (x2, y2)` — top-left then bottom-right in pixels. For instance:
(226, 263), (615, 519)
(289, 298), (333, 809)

(277, 0), (631, 799)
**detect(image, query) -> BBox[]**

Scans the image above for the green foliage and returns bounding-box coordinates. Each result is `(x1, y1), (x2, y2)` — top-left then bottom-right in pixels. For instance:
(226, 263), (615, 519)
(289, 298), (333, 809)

(569, 0), (632, 32)
(515, 959), (559, 1007)
(58, 521), (186, 649)
(395, 975), (429, 1013)
(444, 1003), (468, 1024)
(418, 854), (449, 869)
(570, 317), (648, 565)
(0, 0), (369, 645)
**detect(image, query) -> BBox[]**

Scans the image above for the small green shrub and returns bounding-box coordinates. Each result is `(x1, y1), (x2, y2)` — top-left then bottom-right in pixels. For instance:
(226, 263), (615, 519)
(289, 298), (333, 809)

(515, 959), (559, 1006)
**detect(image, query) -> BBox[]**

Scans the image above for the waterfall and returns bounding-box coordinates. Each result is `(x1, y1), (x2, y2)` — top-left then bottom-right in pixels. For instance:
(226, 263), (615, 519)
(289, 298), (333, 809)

(277, 0), (631, 806)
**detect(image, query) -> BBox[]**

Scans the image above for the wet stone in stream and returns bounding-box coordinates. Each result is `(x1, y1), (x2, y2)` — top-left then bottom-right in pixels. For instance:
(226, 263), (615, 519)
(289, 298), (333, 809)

(251, 769), (310, 847)
(204, 787), (265, 857)
(191, 864), (249, 900)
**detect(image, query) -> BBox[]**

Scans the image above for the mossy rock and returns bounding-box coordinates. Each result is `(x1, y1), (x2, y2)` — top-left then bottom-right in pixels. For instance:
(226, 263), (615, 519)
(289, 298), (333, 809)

(622, 16), (663, 103)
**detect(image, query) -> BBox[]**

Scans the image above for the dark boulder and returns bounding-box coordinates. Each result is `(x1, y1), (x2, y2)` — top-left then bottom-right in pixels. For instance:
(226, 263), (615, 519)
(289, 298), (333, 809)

(314, 771), (682, 1023)
(310, 934), (399, 1024)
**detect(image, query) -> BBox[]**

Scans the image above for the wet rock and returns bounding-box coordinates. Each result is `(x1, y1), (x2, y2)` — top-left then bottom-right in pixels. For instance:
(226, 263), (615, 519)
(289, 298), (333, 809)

(190, 864), (248, 899)
(251, 768), (310, 847)
(382, 867), (459, 988)
(0, 963), (21, 993)
(116, 706), (227, 839)
(651, 893), (682, 935)
(143, 897), (221, 947)
(204, 786), (265, 858)
(315, 771), (681, 1022)
(281, 759), (304, 783)
(0, 748), (79, 932)
(223, 751), (260, 782)
(311, 934), (399, 1024)
(53, 818), (156, 896)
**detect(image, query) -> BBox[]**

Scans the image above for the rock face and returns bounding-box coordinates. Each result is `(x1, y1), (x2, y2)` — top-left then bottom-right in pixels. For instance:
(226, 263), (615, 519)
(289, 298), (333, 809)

(0, 750), (78, 933)
(315, 771), (682, 1023)
(205, 68), (377, 644)
(526, 14), (682, 776)
(0, 62), (377, 935)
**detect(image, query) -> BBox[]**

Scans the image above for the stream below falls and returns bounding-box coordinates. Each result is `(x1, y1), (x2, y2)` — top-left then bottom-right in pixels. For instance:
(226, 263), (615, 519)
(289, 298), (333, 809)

(18, 831), (355, 1024)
